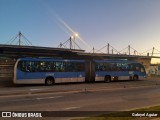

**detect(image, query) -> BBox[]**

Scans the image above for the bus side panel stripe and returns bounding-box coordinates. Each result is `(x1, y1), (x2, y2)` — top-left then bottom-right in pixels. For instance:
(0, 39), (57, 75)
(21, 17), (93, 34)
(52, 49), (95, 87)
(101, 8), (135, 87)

(95, 77), (104, 81)
(14, 79), (44, 84)
(55, 77), (85, 83)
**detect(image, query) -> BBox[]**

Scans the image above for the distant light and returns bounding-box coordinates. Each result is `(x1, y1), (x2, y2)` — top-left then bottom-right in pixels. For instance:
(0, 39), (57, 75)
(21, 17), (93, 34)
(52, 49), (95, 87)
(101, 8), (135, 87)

(75, 33), (78, 37)
(71, 32), (79, 40)
(71, 36), (74, 39)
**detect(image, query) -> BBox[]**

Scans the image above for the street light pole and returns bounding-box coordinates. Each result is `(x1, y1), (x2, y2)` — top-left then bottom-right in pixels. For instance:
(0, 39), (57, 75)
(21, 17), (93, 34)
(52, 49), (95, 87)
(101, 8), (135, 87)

(69, 37), (72, 49)
(71, 33), (79, 49)
(18, 32), (22, 46)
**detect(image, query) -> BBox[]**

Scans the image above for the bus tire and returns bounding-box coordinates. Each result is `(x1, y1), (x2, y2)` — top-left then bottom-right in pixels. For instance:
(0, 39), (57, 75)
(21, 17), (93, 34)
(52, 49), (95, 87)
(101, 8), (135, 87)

(133, 75), (138, 80)
(129, 76), (132, 80)
(104, 76), (111, 83)
(45, 77), (54, 86)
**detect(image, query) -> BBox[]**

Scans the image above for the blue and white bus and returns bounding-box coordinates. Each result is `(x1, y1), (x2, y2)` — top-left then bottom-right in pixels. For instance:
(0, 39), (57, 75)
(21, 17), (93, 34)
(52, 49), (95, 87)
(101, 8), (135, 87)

(13, 58), (146, 85)
(13, 58), (85, 85)
(95, 60), (146, 82)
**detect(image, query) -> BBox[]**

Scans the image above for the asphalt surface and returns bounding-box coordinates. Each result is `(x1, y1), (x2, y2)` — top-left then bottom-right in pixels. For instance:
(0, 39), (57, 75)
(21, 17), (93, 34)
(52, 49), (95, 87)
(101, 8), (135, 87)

(1, 85), (160, 111)
(0, 77), (160, 96)
(0, 77), (160, 120)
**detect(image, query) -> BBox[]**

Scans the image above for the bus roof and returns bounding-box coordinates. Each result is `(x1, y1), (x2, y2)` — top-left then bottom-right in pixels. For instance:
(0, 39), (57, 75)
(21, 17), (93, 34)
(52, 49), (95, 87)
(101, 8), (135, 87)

(18, 58), (141, 64)
(95, 59), (139, 64)
(18, 58), (85, 62)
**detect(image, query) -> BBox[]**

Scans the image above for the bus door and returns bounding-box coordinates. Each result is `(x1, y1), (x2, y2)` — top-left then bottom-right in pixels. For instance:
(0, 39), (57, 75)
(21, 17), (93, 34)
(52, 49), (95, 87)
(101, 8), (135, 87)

(85, 60), (95, 82)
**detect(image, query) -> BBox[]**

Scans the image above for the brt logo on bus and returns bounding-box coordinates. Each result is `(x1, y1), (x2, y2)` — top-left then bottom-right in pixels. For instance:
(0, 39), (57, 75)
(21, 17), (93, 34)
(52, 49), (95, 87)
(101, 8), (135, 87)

(129, 71), (134, 75)
(45, 73), (54, 76)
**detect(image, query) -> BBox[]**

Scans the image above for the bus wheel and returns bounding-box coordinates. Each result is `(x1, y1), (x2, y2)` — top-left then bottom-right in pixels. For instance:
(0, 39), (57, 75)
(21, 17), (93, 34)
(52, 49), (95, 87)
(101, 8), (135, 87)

(104, 76), (111, 83)
(129, 76), (132, 80)
(133, 75), (138, 80)
(45, 78), (54, 86)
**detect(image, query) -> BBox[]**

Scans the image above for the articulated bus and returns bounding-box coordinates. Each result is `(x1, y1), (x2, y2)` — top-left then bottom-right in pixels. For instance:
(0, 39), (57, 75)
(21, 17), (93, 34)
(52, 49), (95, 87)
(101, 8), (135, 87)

(13, 58), (146, 85)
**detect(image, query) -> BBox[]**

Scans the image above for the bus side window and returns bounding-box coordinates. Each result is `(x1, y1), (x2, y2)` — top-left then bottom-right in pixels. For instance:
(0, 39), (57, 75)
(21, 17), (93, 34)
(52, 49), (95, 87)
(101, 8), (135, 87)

(130, 63), (136, 71)
(51, 62), (55, 72)
(98, 63), (103, 71)
(111, 63), (117, 71)
(55, 62), (65, 72)
(136, 67), (140, 71)
(77, 62), (85, 72)
(95, 63), (99, 71)
(45, 61), (54, 72)
(65, 62), (72, 72)
(95, 63), (107, 71)
(39, 61), (45, 72)
(105, 63), (111, 71)
(141, 67), (145, 72)
(128, 64), (132, 71)
(31, 61), (37, 72)
(25, 61), (36, 72)
(131, 63), (143, 72)
(34, 62), (40, 72)
(25, 61), (31, 72)
(121, 63), (129, 71)
(140, 64), (145, 72)
(17, 61), (26, 72)
(18, 61), (34, 72)
(136, 64), (142, 72)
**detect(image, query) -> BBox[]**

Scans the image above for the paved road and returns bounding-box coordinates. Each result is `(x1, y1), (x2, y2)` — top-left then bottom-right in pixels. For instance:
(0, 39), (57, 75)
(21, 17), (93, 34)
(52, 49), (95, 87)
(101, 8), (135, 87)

(0, 77), (160, 96)
(0, 84), (160, 119)
(0, 78), (160, 120)
(1, 85), (160, 111)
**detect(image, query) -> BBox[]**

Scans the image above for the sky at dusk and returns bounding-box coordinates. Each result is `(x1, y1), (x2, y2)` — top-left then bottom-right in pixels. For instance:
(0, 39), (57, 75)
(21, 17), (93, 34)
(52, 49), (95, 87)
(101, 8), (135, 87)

(1, 0), (160, 62)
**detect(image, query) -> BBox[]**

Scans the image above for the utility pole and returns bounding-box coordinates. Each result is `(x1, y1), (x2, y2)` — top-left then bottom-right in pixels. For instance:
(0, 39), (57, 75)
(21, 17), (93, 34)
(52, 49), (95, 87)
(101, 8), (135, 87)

(18, 32), (22, 46)
(128, 45), (130, 55)
(151, 47), (155, 56)
(107, 43), (109, 54)
(59, 42), (63, 48)
(69, 37), (72, 49)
